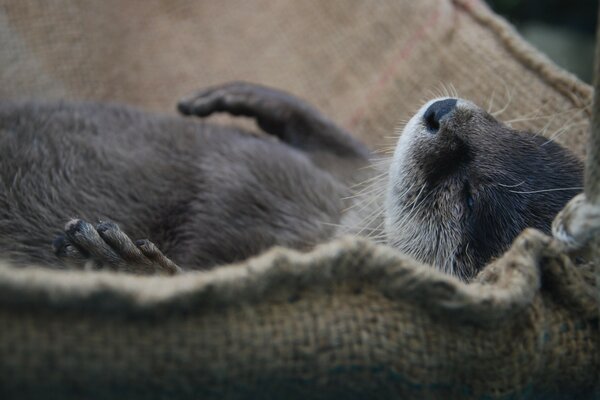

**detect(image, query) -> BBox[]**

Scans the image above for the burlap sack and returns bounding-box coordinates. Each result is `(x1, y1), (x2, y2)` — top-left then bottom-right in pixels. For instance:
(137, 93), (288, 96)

(0, 0), (598, 398)
(0, 0), (592, 155)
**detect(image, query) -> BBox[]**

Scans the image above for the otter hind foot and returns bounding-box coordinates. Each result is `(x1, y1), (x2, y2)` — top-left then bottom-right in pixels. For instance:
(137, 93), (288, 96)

(53, 219), (181, 275)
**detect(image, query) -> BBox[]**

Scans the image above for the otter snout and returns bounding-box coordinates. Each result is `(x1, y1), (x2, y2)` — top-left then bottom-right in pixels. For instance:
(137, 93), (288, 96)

(423, 98), (457, 133)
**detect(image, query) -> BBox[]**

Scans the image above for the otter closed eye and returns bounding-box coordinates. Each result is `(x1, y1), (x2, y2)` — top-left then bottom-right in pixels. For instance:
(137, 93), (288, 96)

(463, 182), (474, 212)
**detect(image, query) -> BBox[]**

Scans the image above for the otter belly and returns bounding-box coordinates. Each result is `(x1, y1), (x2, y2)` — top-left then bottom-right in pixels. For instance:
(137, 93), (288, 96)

(0, 99), (349, 269)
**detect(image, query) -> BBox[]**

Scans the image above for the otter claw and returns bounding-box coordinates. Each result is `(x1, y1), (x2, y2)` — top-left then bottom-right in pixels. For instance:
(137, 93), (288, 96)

(53, 219), (181, 275)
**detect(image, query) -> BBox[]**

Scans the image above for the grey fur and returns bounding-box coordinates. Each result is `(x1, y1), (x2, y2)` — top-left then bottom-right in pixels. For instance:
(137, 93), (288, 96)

(0, 83), (583, 279)
(0, 83), (368, 270)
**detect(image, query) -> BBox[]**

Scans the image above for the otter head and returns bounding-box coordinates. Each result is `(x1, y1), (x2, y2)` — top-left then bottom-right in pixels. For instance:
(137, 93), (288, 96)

(385, 98), (583, 280)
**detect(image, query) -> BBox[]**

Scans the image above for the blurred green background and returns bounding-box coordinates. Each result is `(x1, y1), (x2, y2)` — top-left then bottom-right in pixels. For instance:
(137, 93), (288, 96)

(486, 0), (596, 83)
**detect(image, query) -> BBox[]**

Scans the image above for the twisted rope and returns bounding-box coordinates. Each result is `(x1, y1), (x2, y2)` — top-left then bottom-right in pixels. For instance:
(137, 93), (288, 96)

(552, 5), (600, 313)
(590, 5), (600, 313)
(587, 6), (600, 203)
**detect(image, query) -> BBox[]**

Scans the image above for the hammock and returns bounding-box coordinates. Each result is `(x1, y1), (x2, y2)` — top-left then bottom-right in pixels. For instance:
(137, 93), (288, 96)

(0, 0), (598, 398)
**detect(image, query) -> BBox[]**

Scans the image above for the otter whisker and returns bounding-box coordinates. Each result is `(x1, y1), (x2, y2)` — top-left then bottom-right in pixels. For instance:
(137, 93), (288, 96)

(392, 186), (436, 240)
(350, 179), (405, 230)
(319, 221), (381, 233)
(368, 212), (385, 238)
(370, 154), (394, 162)
(354, 209), (384, 237)
(535, 111), (561, 138)
(508, 187), (583, 194)
(368, 161), (392, 170)
(405, 184), (428, 219)
(490, 82), (513, 117)
(349, 171), (388, 190)
(350, 182), (388, 200)
(344, 186), (387, 201)
(346, 190), (386, 215)
(448, 83), (459, 99)
(503, 102), (569, 127)
(356, 162), (385, 173)
(533, 107), (585, 139)
(542, 120), (588, 145)
(504, 114), (547, 124)
(487, 89), (497, 114)
(345, 183), (388, 202)
(373, 147), (397, 154)
(345, 190), (386, 220)
(425, 86), (446, 101)
(348, 174), (394, 201)
(362, 155), (392, 165)
(365, 226), (387, 243)
(375, 144), (400, 150)
(436, 85), (448, 99)
(496, 181), (525, 188)
(505, 106), (578, 125)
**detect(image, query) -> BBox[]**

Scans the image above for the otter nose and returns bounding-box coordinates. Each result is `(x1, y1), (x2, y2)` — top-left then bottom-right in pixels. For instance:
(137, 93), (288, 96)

(423, 99), (457, 133)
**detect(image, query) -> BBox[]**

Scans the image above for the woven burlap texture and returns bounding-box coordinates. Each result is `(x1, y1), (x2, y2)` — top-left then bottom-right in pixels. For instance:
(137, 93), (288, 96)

(0, 0), (592, 155)
(0, 0), (598, 399)
(0, 232), (598, 399)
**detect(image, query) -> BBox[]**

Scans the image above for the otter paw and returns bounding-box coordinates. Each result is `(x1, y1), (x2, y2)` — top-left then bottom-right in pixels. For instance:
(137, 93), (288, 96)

(53, 219), (181, 275)
(177, 81), (315, 134)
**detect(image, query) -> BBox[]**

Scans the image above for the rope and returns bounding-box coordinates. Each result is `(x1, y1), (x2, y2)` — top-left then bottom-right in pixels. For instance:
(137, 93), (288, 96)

(552, 4), (600, 313)
(587, 6), (600, 203)
(592, 4), (600, 313)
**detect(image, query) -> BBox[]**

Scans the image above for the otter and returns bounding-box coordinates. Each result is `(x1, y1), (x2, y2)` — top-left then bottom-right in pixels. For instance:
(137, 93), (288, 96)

(0, 82), (583, 279)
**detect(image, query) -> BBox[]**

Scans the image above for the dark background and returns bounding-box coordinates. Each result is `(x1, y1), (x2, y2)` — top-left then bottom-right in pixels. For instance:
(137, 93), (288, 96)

(486, 0), (597, 83)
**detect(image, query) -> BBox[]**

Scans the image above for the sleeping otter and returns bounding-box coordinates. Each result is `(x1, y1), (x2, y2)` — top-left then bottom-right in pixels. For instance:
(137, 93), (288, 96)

(0, 82), (583, 279)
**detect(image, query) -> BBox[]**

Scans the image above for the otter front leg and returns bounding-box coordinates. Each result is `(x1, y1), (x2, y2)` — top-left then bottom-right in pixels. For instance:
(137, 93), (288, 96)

(53, 219), (182, 275)
(177, 82), (370, 174)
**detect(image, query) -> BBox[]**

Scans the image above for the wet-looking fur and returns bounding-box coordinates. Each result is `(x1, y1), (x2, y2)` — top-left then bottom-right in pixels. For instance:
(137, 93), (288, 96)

(0, 83), (582, 279)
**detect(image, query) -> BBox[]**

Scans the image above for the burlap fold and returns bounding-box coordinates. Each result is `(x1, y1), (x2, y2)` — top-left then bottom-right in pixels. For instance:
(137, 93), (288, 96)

(0, 231), (598, 399)
(0, 0), (598, 398)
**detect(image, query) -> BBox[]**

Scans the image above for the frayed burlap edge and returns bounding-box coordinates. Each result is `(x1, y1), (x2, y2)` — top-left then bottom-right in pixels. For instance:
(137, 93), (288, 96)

(0, 229), (596, 327)
(453, 0), (592, 112)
